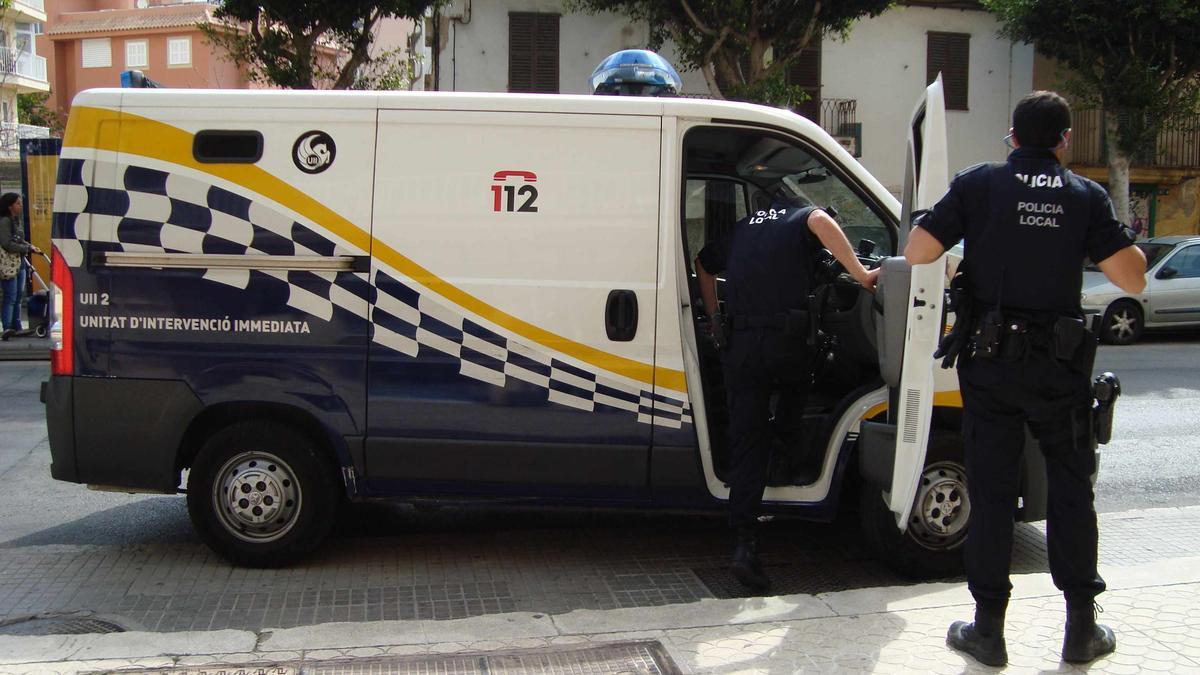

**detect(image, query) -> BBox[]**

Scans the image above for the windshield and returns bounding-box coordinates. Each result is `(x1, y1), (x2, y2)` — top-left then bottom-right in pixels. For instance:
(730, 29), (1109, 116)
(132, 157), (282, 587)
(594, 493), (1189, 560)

(1137, 242), (1174, 268)
(1084, 242), (1174, 271)
(775, 168), (893, 255)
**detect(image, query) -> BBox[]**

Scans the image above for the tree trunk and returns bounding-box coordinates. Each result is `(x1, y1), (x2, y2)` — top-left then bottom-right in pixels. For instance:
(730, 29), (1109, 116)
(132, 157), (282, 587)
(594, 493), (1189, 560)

(1104, 111), (1132, 225)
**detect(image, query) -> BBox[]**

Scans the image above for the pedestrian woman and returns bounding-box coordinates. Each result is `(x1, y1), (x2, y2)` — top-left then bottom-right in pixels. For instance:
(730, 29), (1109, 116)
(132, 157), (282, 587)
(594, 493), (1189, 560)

(0, 193), (40, 332)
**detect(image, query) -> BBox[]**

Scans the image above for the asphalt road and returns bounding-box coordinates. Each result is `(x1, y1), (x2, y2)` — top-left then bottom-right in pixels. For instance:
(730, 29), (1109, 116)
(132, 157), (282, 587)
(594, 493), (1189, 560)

(1090, 332), (1200, 512)
(0, 334), (1197, 548)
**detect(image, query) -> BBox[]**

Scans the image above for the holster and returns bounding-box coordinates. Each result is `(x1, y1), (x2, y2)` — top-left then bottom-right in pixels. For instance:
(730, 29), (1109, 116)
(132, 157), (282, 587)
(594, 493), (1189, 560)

(972, 308), (1006, 360)
(1092, 372), (1121, 445)
(934, 271), (973, 369)
(1052, 316), (1098, 374)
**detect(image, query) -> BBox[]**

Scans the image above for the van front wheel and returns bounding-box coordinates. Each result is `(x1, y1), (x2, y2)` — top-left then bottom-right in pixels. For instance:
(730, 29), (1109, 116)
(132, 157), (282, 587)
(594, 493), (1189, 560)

(859, 432), (968, 580)
(187, 421), (338, 567)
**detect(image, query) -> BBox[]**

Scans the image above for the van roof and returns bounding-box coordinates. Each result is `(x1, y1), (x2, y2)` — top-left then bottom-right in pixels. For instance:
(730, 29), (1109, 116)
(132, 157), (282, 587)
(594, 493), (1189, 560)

(75, 88), (815, 135)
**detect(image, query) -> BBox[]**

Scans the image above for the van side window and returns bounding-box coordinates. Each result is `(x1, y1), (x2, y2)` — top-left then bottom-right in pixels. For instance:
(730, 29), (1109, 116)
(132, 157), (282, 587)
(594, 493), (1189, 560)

(193, 130), (264, 164)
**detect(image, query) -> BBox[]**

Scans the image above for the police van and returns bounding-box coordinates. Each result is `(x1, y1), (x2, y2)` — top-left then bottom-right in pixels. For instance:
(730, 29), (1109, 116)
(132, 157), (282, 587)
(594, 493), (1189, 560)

(43, 81), (1048, 574)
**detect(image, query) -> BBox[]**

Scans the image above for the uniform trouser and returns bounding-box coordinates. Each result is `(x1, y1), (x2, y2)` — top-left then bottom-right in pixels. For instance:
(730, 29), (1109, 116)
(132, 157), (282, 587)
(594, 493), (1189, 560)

(722, 331), (812, 530)
(958, 350), (1106, 611)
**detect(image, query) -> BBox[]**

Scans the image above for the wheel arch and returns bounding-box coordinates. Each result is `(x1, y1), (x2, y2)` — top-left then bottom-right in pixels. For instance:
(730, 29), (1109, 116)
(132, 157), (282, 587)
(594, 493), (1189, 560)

(177, 402), (350, 492)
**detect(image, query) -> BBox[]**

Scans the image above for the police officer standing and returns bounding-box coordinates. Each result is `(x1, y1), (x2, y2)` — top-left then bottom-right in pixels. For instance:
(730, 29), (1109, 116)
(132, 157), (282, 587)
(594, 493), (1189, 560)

(904, 91), (1147, 667)
(696, 203), (878, 591)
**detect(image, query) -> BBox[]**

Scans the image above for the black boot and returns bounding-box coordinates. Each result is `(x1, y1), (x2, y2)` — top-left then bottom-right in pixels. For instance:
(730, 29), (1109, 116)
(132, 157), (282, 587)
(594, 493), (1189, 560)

(947, 604), (1008, 667)
(730, 527), (770, 592)
(1062, 604), (1116, 663)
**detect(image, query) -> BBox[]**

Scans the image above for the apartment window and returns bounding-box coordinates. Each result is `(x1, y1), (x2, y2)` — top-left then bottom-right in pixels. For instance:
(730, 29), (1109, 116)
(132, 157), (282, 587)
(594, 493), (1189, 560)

(786, 37), (822, 123)
(927, 32), (969, 111)
(508, 12), (559, 94)
(125, 39), (148, 69)
(167, 36), (191, 66)
(82, 38), (112, 68)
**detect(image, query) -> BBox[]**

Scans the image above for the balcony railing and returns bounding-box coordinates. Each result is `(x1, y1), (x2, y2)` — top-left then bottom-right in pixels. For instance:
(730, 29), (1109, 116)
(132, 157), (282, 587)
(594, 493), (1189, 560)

(0, 47), (47, 83)
(0, 122), (50, 157)
(817, 98), (859, 157)
(1069, 108), (1200, 169)
(817, 98), (856, 136)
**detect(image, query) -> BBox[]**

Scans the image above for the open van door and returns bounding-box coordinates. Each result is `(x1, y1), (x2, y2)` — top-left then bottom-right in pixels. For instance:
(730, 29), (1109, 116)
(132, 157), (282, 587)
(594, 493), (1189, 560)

(864, 77), (951, 537)
(888, 77), (950, 526)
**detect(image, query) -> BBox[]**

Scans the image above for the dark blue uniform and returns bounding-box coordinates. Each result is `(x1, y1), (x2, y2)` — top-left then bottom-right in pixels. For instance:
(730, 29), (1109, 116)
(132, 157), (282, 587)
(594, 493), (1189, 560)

(920, 147), (1134, 613)
(698, 204), (817, 528)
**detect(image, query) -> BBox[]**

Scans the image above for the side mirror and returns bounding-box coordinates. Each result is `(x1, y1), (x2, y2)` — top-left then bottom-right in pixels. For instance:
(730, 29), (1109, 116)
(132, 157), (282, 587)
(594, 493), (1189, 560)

(1156, 266), (1178, 280)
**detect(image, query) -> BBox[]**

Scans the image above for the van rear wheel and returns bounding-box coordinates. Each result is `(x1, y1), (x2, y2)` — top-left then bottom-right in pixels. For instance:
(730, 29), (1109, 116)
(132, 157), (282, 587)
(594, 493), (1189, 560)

(859, 431), (968, 580)
(187, 420), (338, 567)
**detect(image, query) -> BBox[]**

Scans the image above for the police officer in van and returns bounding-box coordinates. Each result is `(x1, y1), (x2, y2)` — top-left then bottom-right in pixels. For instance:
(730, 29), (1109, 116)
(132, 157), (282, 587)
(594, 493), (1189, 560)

(696, 204), (878, 591)
(904, 91), (1147, 667)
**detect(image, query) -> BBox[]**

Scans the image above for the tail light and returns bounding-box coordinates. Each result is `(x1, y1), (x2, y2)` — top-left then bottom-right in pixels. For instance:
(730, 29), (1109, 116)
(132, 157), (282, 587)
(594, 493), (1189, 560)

(49, 245), (73, 375)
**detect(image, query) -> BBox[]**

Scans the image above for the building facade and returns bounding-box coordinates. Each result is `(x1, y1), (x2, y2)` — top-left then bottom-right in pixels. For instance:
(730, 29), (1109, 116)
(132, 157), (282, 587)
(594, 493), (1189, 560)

(39, 0), (257, 124)
(0, 0), (50, 179)
(423, 0), (1034, 193)
(1034, 54), (1200, 238)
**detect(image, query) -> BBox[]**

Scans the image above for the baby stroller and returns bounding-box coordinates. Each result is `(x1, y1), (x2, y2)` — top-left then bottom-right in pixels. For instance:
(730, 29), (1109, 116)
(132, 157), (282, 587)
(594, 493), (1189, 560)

(1, 250), (51, 340)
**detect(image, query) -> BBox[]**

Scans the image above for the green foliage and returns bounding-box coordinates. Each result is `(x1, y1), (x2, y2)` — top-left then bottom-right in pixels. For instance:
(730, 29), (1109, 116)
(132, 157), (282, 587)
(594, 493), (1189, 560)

(350, 47), (422, 90)
(569, 0), (893, 105)
(17, 93), (61, 134)
(204, 0), (437, 89)
(983, 0), (1200, 157)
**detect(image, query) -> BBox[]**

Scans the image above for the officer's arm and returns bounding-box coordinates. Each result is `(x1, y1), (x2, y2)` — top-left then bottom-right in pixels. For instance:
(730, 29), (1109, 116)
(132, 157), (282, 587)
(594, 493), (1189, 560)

(903, 226), (946, 265)
(807, 209), (878, 291)
(1096, 245), (1147, 294)
(695, 257), (719, 320)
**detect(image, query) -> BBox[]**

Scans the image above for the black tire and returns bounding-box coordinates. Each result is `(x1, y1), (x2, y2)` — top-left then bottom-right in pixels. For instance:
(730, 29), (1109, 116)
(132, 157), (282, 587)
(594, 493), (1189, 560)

(1099, 299), (1143, 345)
(187, 420), (339, 567)
(860, 431), (968, 580)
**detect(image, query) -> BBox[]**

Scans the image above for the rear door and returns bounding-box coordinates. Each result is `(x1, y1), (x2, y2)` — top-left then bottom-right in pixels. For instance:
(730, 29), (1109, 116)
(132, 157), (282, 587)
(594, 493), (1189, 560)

(365, 109), (661, 499)
(887, 78), (950, 525)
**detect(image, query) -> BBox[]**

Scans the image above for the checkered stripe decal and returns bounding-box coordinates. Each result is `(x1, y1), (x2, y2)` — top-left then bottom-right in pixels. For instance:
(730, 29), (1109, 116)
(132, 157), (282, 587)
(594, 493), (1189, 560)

(52, 158), (693, 428)
(373, 268), (693, 428)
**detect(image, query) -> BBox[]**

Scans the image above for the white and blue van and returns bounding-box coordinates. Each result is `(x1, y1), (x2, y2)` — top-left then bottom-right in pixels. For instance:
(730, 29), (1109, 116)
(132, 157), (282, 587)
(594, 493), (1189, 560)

(42, 81), (1048, 574)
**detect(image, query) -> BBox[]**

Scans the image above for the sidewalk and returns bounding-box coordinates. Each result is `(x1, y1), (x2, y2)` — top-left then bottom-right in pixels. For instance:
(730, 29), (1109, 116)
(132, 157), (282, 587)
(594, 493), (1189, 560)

(1, 507), (1198, 674)
(0, 335), (47, 361)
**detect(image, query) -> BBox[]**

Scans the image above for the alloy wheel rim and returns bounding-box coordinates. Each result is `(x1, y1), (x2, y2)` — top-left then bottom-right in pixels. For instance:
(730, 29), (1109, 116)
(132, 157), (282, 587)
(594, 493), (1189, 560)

(1111, 309), (1137, 340)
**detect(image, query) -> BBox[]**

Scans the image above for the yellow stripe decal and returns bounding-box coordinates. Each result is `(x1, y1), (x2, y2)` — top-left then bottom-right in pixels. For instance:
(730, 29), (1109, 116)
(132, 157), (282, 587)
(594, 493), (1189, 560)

(65, 106), (687, 392)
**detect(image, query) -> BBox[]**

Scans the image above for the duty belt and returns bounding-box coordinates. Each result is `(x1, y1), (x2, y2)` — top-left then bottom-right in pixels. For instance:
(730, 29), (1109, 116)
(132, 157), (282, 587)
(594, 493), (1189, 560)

(730, 310), (809, 333)
(969, 309), (1094, 372)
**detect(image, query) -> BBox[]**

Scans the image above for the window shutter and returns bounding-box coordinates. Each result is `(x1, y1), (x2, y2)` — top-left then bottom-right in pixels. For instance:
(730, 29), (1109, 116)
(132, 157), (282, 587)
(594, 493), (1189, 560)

(81, 38), (112, 68)
(927, 32), (969, 111)
(532, 14), (559, 93)
(786, 38), (822, 122)
(509, 12), (559, 94)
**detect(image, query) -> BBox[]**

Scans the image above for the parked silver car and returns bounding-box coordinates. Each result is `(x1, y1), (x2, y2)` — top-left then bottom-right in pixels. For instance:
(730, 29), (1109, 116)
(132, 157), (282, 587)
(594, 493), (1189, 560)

(1082, 236), (1200, 344)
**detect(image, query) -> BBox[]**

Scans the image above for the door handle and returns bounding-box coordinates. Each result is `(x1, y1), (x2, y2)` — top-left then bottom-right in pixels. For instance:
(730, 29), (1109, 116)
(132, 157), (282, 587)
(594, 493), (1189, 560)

(605, 290), (638, 341)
